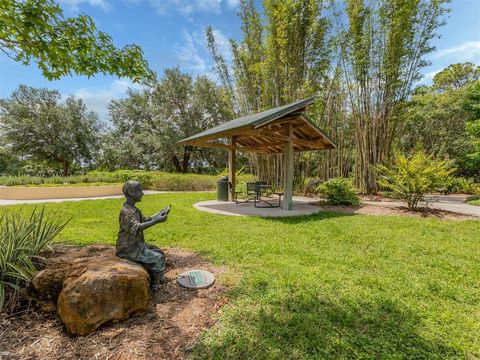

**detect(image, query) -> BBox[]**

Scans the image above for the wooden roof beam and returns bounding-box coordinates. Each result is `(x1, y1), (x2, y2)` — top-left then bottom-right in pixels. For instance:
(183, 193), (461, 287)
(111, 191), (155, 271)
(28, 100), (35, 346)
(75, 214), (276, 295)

(241, 137), (287, 148)
(241, 128), (328, 149)
(188, 140), (270, 154)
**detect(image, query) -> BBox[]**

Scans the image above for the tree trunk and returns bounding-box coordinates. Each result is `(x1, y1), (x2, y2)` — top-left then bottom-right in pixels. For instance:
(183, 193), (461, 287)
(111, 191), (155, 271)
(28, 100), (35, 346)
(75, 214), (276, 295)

(171, 155), (182, 173)
(62, 160), (69, 177)
(181, 146), (192, 173)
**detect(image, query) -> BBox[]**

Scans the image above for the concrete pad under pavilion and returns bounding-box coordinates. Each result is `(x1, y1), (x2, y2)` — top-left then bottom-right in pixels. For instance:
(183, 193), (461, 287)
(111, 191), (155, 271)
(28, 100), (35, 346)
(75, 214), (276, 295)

(194, 197), (322, 217)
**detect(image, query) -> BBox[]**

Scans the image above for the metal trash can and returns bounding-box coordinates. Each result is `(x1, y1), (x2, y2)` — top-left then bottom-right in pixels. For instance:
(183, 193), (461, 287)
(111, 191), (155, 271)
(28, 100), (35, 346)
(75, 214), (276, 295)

(217, 176), (229, 201)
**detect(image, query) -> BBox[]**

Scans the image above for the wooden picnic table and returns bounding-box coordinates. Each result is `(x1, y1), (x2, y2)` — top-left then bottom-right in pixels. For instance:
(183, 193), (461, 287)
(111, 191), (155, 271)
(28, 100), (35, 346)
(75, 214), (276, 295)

(234, 182), (283, 208)
(253, 183), (282, 208)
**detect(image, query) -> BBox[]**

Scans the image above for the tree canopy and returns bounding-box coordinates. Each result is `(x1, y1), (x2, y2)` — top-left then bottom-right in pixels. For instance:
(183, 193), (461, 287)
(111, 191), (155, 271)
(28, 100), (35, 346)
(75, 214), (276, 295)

(103, 68), (235, 173)
(433, 62), (480, 91)
(398, 66), (480, 179)
(0, 0), (152, 81)
(0, 85), (103, 176)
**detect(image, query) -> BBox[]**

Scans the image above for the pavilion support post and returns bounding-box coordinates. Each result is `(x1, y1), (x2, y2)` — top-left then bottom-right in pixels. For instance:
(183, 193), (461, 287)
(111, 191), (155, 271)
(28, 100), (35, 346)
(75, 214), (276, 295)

(228, 136), (236, 202)
(283, 124), (294, 210)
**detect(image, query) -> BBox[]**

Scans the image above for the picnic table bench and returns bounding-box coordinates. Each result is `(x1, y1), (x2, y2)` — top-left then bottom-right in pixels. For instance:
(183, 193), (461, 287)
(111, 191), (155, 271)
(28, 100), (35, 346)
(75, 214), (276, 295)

(234, 182), (283, 208)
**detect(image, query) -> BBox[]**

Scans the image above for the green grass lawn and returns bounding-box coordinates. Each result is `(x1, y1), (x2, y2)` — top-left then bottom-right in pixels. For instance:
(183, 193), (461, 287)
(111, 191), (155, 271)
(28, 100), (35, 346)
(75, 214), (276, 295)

(3, 193), (480, 359)
(468, 199), (480, 206)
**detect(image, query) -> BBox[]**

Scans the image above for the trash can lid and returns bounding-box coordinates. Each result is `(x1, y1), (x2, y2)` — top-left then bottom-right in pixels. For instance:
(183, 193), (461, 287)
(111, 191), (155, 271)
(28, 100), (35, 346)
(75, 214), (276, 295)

(219, 176), (228, 181)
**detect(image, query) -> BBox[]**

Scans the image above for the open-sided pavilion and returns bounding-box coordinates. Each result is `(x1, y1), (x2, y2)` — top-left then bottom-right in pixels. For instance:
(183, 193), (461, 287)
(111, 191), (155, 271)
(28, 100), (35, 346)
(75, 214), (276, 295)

(179, 97), (335, 210)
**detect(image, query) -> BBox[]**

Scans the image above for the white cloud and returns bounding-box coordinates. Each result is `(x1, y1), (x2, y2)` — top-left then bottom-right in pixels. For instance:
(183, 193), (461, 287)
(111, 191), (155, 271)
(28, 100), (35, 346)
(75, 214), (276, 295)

(418, 41), (480, 85)
(69, 79), (142, 121)
(175, 30), (208, 74)
(146, 0), (236, 15)
(210, 28), (232, 63)
(58, 0), (110, 12)
(225, 0), (239, 8)
(418, 69), (442, 84)
(172, 27), (234, 79)
(432, 41), (480, 63)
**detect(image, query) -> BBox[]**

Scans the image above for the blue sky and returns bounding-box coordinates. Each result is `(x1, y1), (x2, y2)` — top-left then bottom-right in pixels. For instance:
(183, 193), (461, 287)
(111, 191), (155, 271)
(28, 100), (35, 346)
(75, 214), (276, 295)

(0, 0), (479, 121)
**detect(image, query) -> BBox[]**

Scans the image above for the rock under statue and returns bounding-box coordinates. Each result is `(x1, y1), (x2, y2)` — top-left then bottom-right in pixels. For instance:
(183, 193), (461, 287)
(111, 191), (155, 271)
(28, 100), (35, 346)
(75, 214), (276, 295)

(116, 180), (171, 292)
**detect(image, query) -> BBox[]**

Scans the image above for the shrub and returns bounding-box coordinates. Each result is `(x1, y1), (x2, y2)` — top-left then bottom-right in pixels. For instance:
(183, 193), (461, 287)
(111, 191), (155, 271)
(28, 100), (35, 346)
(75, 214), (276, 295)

(86, 170), (154, 188)
(376, 150), (454, 209)
(0, 208), (69, 311)
(444, 177), (479, 194)
(317, 178), (360, 207)
(301, 177), (323, 195)
(151, 172), (217, 191)
(0, 170), (153, 188)
(0, 175), (45, 186)
(0, 170), (255, 192)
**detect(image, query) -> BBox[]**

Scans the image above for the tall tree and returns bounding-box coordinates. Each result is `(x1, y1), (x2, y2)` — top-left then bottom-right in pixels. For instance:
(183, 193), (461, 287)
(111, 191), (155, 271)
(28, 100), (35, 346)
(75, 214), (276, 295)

(0, 0), (152, 81)
(102, 89), (158, 170)
(398, 75), (480, 179)
(215, 0), (331, 112)
(433, 62), (480, 91)
(208, 0), (333, 186)
(398, 85), (471, 162)
(343, 0), (449, 192)
(0, 85), (103, 176)
(107, 68), (234, 172)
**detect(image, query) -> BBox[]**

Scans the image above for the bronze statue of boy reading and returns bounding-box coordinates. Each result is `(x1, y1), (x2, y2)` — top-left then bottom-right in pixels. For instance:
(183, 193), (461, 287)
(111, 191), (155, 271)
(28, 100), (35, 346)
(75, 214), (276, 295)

(116, 180), (171, 292)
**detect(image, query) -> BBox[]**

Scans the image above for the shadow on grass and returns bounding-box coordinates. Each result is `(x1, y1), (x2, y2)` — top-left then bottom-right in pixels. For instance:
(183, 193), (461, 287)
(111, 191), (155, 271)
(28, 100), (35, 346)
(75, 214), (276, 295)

(195, 293), (464, 359)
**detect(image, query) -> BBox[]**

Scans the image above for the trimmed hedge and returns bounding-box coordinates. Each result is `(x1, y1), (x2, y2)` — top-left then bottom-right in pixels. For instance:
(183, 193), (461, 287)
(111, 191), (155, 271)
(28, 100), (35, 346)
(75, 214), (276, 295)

(0, 170), (156, 188)
(0, 170), (239, 192)
(152, 173), (217, 191)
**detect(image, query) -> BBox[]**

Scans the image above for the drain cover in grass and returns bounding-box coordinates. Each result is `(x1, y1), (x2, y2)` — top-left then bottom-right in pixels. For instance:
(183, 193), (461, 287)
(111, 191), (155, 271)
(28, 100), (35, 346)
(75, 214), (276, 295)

(177, 269), (215, 289)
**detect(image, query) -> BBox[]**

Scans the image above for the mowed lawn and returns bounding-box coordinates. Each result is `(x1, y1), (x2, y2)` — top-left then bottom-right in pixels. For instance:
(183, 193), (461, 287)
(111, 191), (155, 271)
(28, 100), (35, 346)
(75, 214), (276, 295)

(3, 192), (480, 359)
(469, 199), (480, 206)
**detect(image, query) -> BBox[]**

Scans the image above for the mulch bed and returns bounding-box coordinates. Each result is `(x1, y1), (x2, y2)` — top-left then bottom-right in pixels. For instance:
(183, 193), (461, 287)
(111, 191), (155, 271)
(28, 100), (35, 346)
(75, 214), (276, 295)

(321, 203), (478, 220)
(0, 247), (230, 360)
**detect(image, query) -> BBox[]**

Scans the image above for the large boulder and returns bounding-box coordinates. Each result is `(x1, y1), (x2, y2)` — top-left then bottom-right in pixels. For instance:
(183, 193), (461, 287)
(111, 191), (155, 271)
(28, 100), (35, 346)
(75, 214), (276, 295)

(31, 245), (150, 336)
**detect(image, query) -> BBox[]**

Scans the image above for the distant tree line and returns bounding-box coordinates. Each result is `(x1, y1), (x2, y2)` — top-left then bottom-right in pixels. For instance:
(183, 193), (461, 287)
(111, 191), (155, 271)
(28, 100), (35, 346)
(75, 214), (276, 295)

(1, 0), (478, 189)
(1, 60), (477, 181)
(0, 68), (237, 176)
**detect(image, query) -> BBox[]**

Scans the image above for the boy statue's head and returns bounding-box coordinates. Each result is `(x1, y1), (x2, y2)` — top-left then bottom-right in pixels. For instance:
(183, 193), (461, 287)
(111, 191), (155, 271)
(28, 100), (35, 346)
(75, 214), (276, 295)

(122, 180), (144, 203)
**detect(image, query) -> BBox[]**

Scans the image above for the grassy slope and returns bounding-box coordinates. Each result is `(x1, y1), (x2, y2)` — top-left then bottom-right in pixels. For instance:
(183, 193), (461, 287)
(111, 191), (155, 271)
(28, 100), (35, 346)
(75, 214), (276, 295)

(3, 193), (480, 359)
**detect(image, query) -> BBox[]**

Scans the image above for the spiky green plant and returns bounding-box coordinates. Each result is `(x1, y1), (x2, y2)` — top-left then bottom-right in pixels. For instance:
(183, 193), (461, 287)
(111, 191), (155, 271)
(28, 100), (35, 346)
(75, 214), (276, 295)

(376, 150), (454, 209)
(0, 208), (69, 311)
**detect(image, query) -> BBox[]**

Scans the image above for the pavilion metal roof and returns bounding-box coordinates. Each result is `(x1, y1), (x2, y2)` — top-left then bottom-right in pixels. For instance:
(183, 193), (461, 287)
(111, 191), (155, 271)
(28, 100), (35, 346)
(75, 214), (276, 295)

(179, 97), (336, 154)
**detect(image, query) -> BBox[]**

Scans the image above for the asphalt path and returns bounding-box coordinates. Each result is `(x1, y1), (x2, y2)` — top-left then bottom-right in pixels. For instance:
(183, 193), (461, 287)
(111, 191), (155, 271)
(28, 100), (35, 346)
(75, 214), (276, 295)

(1, 192), (478, 217)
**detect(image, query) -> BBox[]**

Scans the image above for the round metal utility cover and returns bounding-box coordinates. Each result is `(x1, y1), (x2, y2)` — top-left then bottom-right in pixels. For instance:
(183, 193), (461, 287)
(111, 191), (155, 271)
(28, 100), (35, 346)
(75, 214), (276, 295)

(177, 269), (215, 289)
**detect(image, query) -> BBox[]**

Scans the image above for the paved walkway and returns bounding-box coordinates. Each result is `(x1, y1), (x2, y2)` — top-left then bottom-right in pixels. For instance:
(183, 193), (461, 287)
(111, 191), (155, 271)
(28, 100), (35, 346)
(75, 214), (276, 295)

(363, 194), (480, 217)
(0, 190), (162, 206)
(1, 191), (478, 218)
